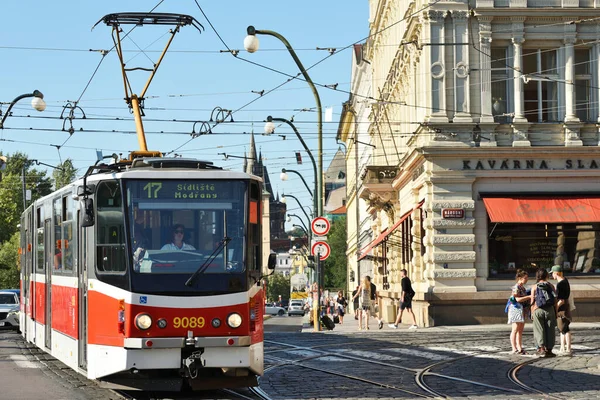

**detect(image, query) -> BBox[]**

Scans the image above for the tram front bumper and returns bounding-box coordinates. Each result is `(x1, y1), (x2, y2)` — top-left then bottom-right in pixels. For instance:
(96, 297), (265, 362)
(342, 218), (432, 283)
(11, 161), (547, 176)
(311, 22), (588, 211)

(123, 336), (257, 369)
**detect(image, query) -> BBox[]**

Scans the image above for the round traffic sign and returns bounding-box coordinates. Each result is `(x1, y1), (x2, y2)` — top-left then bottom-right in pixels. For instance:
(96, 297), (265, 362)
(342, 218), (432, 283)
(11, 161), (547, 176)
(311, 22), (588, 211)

(311, 217), (330, 236)
(311, 241), (331, 261)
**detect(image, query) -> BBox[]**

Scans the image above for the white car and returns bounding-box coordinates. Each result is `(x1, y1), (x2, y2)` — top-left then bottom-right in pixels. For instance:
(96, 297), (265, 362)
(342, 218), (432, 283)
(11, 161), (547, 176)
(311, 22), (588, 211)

(265, 303), (286, 316)
(0, 291), (20, 329)
(288, 300), (305, 316)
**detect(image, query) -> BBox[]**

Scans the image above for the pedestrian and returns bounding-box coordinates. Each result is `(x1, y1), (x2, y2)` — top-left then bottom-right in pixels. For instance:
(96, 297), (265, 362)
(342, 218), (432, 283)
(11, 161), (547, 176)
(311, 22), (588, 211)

(352, 276), (371, 330)
(388, 269), (417, 329)
(507, 269), (531, 355)
(365, 276), (384, 329)
(551, 265), (573, 356)
(336, 290), (347, 324)
(352, 285), (360, 320)
(530, 268), (557, 358)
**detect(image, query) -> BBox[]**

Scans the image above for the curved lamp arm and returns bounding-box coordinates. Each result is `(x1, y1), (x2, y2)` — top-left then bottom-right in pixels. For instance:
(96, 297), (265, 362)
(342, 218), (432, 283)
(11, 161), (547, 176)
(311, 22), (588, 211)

(0, 90), (45, 129)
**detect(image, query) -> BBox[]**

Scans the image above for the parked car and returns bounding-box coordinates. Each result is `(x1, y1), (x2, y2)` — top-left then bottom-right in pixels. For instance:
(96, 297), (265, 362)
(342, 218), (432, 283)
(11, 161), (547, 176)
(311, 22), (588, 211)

(0, 291), (20, 329)
(288, 300), (305, 316)
(265, 303), (286, 316)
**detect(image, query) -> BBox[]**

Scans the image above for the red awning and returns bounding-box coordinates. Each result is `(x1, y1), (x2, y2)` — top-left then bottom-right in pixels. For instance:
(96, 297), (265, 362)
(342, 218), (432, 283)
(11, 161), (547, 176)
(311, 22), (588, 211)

(483, 197), (600, 223)
(358, 202), (423, 261)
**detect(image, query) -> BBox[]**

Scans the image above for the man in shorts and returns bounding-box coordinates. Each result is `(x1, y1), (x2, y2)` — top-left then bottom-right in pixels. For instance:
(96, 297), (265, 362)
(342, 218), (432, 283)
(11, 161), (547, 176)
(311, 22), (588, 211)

(389, 269), (417, 329)
(366, 276), (384, 329)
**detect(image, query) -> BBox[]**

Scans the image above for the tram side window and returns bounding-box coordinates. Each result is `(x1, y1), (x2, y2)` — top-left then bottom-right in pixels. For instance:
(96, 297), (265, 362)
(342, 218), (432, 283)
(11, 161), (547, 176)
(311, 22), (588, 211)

(36, 207), (44, 272)
(96, 181), (126, 273)
(53, 198), (62, 271)
(60, 196), (75, 273)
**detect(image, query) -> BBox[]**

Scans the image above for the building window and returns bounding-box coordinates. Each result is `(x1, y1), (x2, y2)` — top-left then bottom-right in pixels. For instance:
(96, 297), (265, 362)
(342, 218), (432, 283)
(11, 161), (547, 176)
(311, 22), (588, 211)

(488, 222), (600, 278)
(575, 48), (593, 122)
(523, 49), (559, 123)
(491, 47), (512, 123)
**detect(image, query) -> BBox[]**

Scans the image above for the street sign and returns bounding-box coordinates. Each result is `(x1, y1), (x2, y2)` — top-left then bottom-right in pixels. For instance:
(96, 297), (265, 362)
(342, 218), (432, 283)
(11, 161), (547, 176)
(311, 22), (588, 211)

(311, 241), (331, 261)
(311, 216), (330, 236)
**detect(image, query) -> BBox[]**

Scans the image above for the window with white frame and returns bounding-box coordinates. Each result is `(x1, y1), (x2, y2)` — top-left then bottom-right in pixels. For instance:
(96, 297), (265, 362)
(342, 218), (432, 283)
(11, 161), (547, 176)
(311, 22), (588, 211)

(523, 49), (559, 123)
(575, 48), (594, 122)
(491, 47), (512, 123)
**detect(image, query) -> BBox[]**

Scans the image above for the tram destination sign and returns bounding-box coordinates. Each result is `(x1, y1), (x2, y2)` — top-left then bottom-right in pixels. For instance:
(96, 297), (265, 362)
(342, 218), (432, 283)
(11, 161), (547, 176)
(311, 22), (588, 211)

(135, 180), (239, 200)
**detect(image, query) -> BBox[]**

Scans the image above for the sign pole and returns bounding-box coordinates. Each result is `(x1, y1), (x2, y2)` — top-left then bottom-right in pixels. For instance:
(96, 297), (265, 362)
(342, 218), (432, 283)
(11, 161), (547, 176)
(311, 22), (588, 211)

(314, 251), (321, 332)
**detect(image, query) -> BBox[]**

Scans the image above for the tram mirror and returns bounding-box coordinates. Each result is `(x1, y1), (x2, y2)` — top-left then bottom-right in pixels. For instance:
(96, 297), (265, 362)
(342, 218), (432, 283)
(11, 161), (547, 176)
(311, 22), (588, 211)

(77, 184), (96, 197)
(267, 253), (277, 270)
(81, 198), (95, 227)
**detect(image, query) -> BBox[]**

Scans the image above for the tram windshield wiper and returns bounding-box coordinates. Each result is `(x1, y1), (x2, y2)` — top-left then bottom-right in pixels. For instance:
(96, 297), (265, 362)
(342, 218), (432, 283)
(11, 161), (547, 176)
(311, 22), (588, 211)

(185, 236), (231, 287)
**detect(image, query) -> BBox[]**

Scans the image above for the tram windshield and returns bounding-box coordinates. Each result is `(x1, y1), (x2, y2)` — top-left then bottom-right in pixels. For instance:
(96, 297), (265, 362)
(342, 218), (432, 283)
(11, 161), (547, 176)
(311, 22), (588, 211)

(125, 180), (247, 275)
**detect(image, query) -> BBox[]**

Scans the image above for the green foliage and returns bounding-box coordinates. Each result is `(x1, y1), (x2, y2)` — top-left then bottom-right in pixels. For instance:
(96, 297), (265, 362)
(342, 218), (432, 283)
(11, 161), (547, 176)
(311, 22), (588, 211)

(265, 273), (290, 303)
(52, 159), (77, 189)
(0, 232), (20, 289)
(322, 216), (347, 290)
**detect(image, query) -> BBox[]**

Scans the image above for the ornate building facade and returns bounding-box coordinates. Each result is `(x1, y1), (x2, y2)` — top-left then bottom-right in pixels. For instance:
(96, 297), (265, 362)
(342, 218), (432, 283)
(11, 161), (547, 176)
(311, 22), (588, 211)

(340, 0), (600, 325)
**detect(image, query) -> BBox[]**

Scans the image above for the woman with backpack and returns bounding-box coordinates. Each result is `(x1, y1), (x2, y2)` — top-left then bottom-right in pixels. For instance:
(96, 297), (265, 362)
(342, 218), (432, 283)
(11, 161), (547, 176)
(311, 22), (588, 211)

(530, 268), (558, 358)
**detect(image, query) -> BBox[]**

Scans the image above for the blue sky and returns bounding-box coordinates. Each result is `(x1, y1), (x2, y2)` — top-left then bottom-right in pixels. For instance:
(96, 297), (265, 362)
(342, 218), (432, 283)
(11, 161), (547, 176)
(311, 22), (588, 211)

(0, 1), (368, 227)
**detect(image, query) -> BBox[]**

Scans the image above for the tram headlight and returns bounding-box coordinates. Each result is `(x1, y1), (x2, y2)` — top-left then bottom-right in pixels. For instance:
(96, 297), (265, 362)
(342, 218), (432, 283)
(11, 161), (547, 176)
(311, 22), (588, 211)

(135, 313), (153, 330)
(226, 313), (242, 329)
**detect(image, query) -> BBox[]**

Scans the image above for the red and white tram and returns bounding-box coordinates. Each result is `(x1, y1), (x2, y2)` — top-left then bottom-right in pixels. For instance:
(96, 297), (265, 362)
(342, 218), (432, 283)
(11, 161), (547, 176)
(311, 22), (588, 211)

(18, 157), (276, 390)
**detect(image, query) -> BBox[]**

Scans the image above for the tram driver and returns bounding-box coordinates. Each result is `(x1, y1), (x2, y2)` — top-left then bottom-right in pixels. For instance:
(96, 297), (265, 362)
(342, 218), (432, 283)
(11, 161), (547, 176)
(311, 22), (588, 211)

(161, 224), (196, 251)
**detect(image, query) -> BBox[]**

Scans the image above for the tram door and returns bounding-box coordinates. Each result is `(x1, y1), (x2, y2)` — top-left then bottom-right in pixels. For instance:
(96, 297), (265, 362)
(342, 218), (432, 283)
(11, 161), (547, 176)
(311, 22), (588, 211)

(78, 211), (88, 370)
(44, 219), (52, 349)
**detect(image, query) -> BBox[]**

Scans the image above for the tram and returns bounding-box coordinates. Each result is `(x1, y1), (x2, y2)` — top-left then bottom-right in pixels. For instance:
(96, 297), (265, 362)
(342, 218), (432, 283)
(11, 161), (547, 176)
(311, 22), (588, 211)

(18, 157), (275, 390)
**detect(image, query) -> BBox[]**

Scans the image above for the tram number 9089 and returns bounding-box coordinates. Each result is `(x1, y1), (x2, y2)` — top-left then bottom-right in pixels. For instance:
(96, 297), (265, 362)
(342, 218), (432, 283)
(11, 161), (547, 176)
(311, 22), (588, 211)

(173, 316), (205, 329)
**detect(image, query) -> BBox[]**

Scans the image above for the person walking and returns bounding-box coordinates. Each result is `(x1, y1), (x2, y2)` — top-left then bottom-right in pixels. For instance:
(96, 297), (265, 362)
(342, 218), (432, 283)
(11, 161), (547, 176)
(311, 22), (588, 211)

(388, 269), (417, 329)
(530, 268), (558, 358)
(552, 265), (573, 356)
(336, 290), (347, 324)
(366, 276), (384, 329)
(352, 285), (360, 320)
(507, 269), (531, 355)
(352, 276), (371, 330)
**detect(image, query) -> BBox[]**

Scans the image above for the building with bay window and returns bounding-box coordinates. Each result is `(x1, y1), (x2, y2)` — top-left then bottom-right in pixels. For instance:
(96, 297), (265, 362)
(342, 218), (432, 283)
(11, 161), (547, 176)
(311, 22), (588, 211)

(339, 0), (600, 326)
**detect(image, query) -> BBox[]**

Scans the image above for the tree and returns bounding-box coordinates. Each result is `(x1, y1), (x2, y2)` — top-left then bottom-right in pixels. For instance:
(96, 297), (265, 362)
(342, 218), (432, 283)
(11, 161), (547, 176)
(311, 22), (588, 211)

(0, 152), (52, 242)
(322, 216), (347, 290)
(53, 158), (77, 189)
(0, 232), (20, 288)
(265, 273), (290, 303)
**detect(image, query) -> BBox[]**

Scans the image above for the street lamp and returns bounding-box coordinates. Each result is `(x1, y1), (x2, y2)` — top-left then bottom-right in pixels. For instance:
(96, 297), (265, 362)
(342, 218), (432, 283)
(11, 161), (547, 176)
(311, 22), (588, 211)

(282, 193), (312, 221)
(0, 90), (46, 129)
(265, 116), (318, 215)
(287, 213), (309, 236)
(280, 168), (313, 198)
(244, 26), (323, 218)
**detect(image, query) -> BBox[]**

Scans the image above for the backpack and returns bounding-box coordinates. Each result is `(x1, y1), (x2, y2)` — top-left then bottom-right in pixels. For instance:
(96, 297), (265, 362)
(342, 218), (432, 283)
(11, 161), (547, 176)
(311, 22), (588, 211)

(535, 282), (555, 308)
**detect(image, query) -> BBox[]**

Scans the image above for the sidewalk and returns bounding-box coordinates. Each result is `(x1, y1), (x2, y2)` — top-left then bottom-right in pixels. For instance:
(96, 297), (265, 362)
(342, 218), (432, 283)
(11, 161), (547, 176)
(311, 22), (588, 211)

(302, 311), (600, 334)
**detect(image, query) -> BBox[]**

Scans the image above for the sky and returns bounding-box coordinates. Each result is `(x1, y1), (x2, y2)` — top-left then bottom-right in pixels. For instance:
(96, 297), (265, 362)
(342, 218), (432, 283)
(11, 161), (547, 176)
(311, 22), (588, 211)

(0, 1), (369, 229)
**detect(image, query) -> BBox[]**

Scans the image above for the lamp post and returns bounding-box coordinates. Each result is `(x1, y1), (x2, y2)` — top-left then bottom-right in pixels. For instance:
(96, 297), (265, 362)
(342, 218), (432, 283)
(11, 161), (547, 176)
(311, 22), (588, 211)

(244, 26), (323, 218)
(287, 213), (309, 236)
(265, 116), (318, 216)
(282, 193), (312, 222)
(0, 90), (46, 129)
(293, 223), (309, 238)
(280, 168), (313, 198)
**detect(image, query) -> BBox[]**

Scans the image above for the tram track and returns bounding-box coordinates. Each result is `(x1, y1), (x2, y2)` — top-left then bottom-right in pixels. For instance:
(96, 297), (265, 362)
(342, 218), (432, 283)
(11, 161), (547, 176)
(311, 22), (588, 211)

(111, 386), (272, 400)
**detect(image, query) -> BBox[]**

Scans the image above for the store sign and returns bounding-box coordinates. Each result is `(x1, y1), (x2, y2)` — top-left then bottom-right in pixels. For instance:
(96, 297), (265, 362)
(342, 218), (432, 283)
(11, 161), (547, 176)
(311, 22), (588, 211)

(461, 159), (600, 170)
(442, 208), (464, 219)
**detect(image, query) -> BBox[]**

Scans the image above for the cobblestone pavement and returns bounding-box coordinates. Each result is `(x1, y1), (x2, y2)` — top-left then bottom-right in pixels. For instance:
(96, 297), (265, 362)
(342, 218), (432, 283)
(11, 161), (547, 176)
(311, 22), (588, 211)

(260, 321), (600, 400)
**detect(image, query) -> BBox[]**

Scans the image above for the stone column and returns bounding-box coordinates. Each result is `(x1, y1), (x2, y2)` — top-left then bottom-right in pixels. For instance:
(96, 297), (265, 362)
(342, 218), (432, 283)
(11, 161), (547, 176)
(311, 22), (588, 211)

(511, 31), (530, 146)
(564, 37), (583, 146)
(512, 36), (526, 123)
(451, 10), (472, 123)
(564, 38), (578, 122)
(479, 18), (494, 124)
(426, 10), (448, 123)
